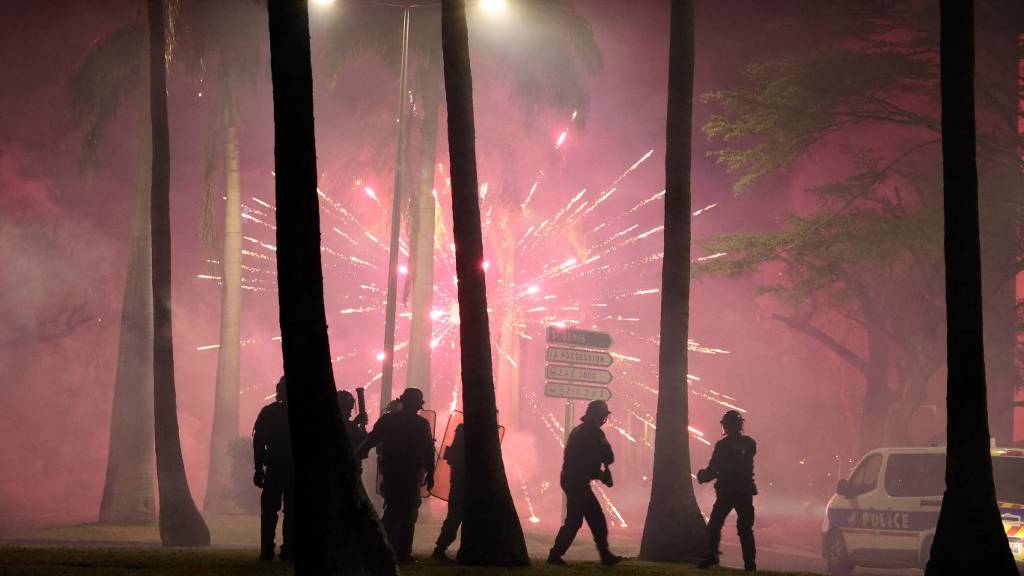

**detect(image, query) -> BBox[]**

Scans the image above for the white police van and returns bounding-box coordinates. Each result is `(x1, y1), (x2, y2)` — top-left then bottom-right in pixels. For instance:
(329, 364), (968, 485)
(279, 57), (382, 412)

(822, 446), (1024, 574)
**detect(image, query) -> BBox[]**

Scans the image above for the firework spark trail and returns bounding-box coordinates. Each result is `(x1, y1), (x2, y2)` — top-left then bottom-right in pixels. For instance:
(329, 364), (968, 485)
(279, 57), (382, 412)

(514, 464), (541, 524)
(520, 175), (542, 212)
(595, 484), (628, 528)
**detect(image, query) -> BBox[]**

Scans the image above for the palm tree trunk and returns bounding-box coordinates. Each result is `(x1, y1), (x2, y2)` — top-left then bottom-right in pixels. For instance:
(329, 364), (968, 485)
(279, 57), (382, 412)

(205, 93), (243, 513)
(639, 0), (707, 562)
(977, 0), (1024, 447)
(267, 1), (396, 573)
(99, 100), (156, 525)
(441, 0), (529, 565)
(406, 51), (442, 406)
(148, 0), (210, 547)
(926, 1), (1016, 572)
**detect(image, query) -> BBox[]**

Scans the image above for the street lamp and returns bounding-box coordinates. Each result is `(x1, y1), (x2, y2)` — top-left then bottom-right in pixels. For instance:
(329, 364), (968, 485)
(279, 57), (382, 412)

(379, 6), (412, 415)
(481, 0), (507, 14)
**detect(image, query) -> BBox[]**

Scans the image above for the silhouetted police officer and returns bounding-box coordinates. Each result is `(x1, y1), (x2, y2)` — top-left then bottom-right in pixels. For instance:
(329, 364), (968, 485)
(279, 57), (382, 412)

(253, 376), (294, 562)
(356, 388), (435, 562)
(337, 389), (368, 451)
(432, 422), (464, 561)
(697, 410), (757, 571)
(548, 400), (623, 566)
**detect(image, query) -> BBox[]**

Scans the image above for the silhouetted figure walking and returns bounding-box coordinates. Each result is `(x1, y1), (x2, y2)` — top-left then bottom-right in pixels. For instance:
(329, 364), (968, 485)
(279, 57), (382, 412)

(356, 388), (435, 562)
(697, 410), (757, 571)
(337, 389), (368, 451)
(432, 422), (465, 561)
(548, 400), (623, 567)
(253, 376), (294, 562)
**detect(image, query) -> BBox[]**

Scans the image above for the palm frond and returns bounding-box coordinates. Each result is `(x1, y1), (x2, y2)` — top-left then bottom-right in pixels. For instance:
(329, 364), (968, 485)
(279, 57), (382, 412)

(70, 23), (146, 172)
(472, 0), (603, 128)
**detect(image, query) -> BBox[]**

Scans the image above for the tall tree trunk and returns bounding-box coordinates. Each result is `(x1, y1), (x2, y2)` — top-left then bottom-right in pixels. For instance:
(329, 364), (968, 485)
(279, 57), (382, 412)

(977, 0), (1024, 447)
(406, 49), (442, 406)
(639, 0), (707, 562)
(441, 0), (529, 565)
(100, 101), (156, 525)
(267, 1), (396, 573)
(205, 93), (243, 513)
(927, 1), (1017, 572)
(148, 0), (210, 547)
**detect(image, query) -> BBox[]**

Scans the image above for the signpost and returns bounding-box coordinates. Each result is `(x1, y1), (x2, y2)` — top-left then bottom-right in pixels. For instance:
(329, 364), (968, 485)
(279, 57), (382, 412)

(546, 326), (613, 349)
(544, 381), (613, 401)
(543, 326), (614, 515)
(545, 364), (613, 385)
(545, 346), (614, 367)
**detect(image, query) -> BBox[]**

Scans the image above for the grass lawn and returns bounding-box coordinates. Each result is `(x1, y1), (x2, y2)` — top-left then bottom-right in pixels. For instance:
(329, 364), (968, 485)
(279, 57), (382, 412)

(0, 546), (820, 576)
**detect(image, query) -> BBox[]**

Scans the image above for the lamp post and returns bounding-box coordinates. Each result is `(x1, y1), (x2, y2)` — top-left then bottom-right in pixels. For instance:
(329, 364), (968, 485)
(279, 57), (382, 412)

(379, 6), (412, 416)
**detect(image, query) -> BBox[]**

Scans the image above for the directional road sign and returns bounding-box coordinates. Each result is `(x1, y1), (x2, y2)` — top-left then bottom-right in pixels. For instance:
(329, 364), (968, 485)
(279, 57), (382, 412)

(546, 326), (613, 349)
(544, 382), (613, 402)
(545, 346), (614, 368)
(545, 364), (613, 385)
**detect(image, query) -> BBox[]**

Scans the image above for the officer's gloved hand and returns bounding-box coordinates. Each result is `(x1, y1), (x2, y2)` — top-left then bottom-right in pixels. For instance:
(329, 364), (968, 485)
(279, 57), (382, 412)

(253, 469), (265, 488)
(696, 468), (712, 484)
(424, 472), (435, 491)
(600, 466), (614, 487)
(354, 412), (369, 427)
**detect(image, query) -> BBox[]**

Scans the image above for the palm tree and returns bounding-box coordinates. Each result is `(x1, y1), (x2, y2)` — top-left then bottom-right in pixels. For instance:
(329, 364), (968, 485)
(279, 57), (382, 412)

(925, 1), (1016, 573)
(638, 0), (707, 562)
(266, 0), (396, 573)
(71, 22), (156, 526)
(440, 0), (529, 565)
(177, 0), (266, 514)
(147, 0), (210, 547)
(324, 0), (601, 408)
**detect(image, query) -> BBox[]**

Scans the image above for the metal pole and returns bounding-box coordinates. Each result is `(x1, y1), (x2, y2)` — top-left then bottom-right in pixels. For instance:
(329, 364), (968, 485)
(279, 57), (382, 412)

(379, 7), (412, 415)
(563, 399), (573, 518)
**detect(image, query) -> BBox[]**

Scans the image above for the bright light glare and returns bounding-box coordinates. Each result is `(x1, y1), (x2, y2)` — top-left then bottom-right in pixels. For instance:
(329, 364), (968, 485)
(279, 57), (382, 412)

(398, 265), (409, 275)
(526, 285), (540, 295)
(375, 351), (386, 361)
(312, 0), (335, 5)
(481, 0), (507, 14)
(482, 260), (491, 271)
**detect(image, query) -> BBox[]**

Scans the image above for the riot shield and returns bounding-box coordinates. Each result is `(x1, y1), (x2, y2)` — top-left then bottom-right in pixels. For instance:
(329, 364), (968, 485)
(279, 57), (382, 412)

(429, 410), (505, 501)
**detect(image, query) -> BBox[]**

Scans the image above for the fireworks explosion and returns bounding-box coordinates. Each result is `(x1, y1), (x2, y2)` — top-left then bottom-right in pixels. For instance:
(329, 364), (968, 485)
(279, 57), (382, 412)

(195, 110), (744, 527)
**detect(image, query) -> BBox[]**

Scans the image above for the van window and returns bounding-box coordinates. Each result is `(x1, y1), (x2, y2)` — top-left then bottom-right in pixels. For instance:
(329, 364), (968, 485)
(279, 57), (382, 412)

(849, 453), (882, 493)
(993, 457), (1024, 504)
(884, 454), (945, 497)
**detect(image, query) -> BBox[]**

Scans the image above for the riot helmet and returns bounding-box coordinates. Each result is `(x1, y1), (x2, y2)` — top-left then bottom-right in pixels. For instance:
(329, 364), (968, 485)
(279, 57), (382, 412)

(720, 409), (744, 435)
(399, 388), (425, 411)
(582, 400), (611, 424)
(337, 390), (355, 417)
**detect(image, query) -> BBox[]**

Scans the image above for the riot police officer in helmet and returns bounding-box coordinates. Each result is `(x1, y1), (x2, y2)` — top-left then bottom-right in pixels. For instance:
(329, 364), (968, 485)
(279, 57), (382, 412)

(337, 389), (368, 452)
(697, 410), (757, 571)
(548, 400), (623, 567)
(356, 387), (435, 562)
(253, 376), (294, 562)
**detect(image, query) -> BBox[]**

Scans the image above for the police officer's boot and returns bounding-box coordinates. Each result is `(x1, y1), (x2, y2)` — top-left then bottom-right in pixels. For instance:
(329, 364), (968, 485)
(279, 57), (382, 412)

(598, 546), (624, 566)
(546, 549), (567, 566)
(697, 552), (720, 569)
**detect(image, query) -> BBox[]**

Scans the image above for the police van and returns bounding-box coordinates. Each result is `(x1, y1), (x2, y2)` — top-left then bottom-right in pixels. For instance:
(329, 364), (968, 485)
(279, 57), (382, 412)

(821, 446), (1024, 574)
